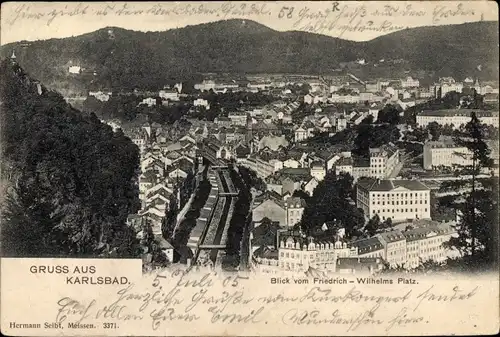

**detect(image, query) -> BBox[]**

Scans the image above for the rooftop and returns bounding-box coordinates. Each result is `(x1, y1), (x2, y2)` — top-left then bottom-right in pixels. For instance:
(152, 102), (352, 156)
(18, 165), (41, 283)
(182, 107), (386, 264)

(350, 237), (384, 254)
(378, 230), (406, 243)
(419, 109), (499, 117)
(357, 178), (430, 192)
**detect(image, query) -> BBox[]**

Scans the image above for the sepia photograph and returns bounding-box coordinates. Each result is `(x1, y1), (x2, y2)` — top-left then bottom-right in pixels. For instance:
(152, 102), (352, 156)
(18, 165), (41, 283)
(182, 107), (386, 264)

(0, 1), (499, 336)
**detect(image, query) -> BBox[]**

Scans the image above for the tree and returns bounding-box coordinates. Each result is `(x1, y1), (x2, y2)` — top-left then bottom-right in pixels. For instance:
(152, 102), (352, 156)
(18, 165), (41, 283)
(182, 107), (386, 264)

(378, 105), (401, 125)
(300, 171), (364, 238)
(382, 217), (393, 229)
(365, 214), (381, 236)
(1, 61), (141, 258)
(439, 112), (497, 266)
(427, 121), (442, 141)
(361, 115), (374, 124)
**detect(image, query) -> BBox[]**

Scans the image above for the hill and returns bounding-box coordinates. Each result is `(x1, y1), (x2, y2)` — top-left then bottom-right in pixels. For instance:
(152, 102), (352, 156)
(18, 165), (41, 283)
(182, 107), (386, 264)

(1, 19), (498, 94)
(0, 59), (141, 257)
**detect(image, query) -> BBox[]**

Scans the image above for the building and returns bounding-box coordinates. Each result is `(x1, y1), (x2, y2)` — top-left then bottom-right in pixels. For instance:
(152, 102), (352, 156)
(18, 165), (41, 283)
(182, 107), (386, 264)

(193, 98), (210, 109)
(284, 197), (306, 228)
(159, 89), (179, 101)
(140, 97), (157, 107)
(239, 156), (281, 179)
(403, 224), (458, 269)
(423, 139), (473, 170)
(228, 111), (248, 126)
(68, 65), (81, 74)
(401, 76), (420, 88)
(336, 115), (347, 131)
(252, 198), (287, 227)
(377, 231), (407, 267)
(89, 91), (112, 102)
(351, 237), (385, 258)
(214, 116), (232, 127)
(357, 179), (431, 222)
(277, 234), (356, 273)
(294, 121), (315, 142)
(369, 144), (399, 179)
(416, 110), (499, 129)
(310, 161), (326, 181)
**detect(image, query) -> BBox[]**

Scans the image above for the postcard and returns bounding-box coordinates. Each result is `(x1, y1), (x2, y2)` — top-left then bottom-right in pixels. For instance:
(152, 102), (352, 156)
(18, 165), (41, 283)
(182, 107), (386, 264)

(0, 1), (499, 336)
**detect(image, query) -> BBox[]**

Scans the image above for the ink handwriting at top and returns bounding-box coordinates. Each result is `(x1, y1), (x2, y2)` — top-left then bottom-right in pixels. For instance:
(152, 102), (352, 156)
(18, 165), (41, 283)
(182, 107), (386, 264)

(5, 1), (481, 30)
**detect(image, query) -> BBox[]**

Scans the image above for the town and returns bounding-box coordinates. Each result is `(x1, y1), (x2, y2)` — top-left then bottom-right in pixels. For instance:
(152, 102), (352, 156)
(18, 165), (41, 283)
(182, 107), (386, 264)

(61, 51), (499, 275)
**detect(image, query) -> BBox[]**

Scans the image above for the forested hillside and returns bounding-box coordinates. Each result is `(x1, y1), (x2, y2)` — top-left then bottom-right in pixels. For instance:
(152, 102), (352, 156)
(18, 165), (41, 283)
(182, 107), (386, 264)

(0, 60), (141, 257)
(1, 20), (497, 94)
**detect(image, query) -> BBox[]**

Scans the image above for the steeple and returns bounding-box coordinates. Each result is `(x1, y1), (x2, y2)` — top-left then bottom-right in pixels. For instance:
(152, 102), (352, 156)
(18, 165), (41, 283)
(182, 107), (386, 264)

(10, 50), (17, 63)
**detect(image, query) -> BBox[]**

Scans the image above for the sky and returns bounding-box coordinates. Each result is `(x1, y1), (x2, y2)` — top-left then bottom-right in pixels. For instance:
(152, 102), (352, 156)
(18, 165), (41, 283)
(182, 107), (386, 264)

(1, 1), (498, 45)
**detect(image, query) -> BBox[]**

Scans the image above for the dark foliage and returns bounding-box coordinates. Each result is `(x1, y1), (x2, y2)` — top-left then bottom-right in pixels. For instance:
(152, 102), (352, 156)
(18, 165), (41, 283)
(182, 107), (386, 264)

(1, 60), (140, 257)
(300, 171), (364, 237)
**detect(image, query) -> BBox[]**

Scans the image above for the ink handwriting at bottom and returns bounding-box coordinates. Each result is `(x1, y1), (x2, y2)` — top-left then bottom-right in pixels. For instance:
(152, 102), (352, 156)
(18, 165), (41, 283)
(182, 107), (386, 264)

(150, 307), (200, 330)
(281, 306), (383, 331)
(56, 297), (96, 324)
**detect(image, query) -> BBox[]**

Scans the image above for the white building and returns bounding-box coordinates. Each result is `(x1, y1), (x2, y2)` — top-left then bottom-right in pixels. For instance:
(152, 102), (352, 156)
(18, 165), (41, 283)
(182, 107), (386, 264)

(68, 66), (81, 74)
(423, 139), (473, 170)
(239, 156), (282, 179)
(284, 197), (306, 228)
(369, 144), (399, 179)
(193, 98), (210, 109)
(401, 76), (420, 88)
(277, 235), (356, 273)
(159, 89), (179, 101)
(140, 97), (157, 107)
(403, 224), (459, 269)
(89, 91), (112, 102)
(416, 110), (499, 129)
(357, 179), (431, 222)
(310, 161), (326, 181)
(336, 116), (347, 131)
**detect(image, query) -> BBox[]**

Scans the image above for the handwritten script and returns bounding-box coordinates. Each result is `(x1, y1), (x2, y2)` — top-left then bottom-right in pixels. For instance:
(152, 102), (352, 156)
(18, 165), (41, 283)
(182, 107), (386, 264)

(53, 269), (479, 333)
(4, 2), (481, 38)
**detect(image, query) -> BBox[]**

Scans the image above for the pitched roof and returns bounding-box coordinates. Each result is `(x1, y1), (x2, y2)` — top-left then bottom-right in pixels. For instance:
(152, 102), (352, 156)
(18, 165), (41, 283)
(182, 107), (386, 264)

(350, 237), (384, 254)
(284, 197), (307, 208)
(357, 178), (430, 192)
(378, 230), (406, 243)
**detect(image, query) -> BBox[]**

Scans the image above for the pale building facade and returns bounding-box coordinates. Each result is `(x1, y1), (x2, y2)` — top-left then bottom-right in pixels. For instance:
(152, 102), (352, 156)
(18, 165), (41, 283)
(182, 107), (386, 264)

(357, 179), (431, 222)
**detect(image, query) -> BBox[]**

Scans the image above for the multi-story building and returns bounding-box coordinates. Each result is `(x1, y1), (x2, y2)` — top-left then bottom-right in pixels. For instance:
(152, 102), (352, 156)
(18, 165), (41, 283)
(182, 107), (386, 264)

(159, 89), (179, 101)
(336, 115), (347, 131)
(401, 76), (420, 88)
(284, 197), (306, 228)
(294, 121), (316, 142)
(369, 144), (399, 179)
(310, 161), (326, 181)
(228, 111), (248, 126)
(377, 231), (407, 267)
(403, 224), (458, 269)
(277, 234), (357, 273)
(193, 98), (210, 109)
(239, 156), (282, 179)
(357, 179), (431, 222)
(423, 139), (473, 170)
(351, 237), (385, 258)
(416, 110), (499, 129)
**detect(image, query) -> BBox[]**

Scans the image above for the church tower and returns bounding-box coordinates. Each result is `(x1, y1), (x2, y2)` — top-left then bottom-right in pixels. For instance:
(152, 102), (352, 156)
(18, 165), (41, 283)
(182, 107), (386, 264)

(10, 50), (17, 64)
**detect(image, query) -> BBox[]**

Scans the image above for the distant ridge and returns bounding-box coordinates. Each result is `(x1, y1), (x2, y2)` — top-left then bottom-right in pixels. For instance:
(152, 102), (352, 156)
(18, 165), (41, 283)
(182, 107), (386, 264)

(1, 19), (498, 92)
